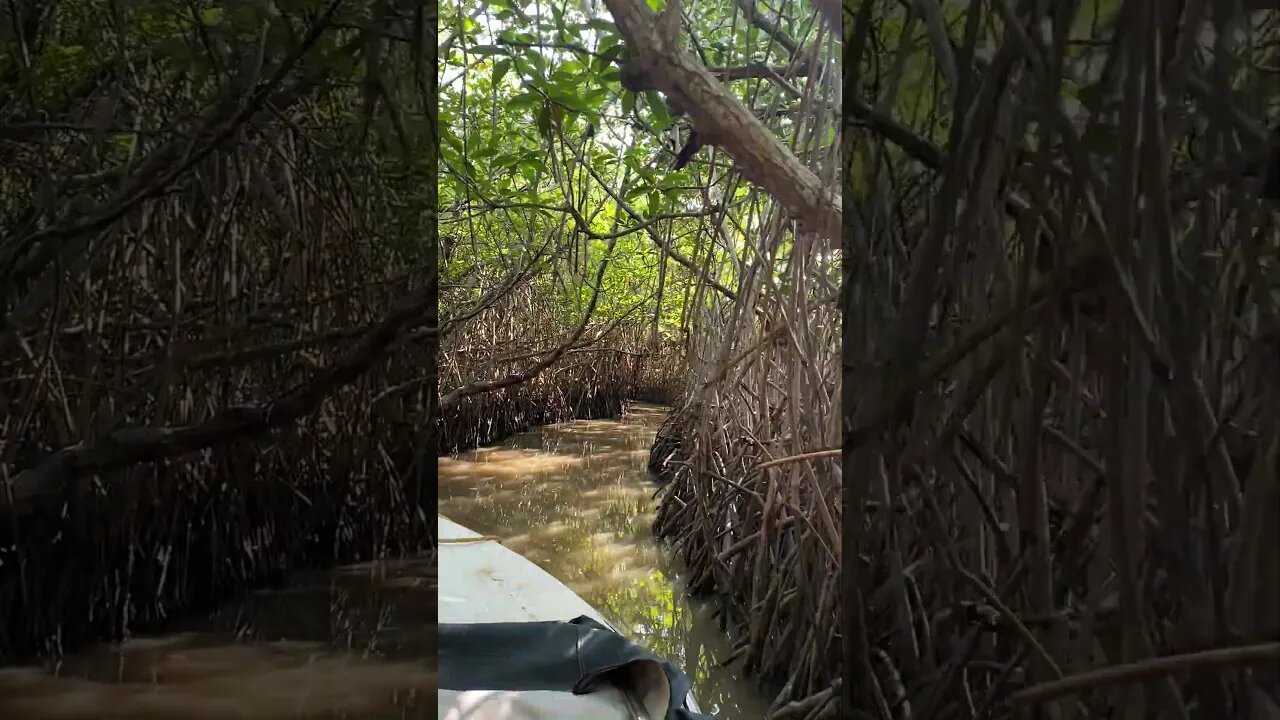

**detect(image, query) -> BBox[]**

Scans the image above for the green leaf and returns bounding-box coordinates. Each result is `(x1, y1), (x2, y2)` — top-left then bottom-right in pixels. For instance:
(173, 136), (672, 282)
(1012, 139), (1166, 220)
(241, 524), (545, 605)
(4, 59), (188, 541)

(585, 88), (610, 109)
(621, 91), (636, 116)
(493, 58), (512, 86)
(536, 103), (552, 139)
(549, 90), (590, 113)
(624, 148), (646, 170)
(636, 167), (658, 188)
(508, 91), (541, 109)
(586, 18), (617, 33)
(596, 45), (623, 74)
(644, 92), (673, 130)
(468, 45), (505, 57)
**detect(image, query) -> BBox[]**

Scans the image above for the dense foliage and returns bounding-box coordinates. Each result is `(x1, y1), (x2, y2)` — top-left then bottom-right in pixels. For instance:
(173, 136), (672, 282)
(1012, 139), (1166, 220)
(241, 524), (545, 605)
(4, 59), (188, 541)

(438, 0), (840, 408)
(441, 0), (843, 716)
(846, 1), (1279, 717)
(0, 0), (435, 661)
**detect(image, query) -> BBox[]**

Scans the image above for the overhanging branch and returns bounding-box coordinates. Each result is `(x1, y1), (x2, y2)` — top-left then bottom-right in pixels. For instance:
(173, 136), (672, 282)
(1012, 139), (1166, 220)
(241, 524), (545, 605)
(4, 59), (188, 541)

(602, 0), (841, 243)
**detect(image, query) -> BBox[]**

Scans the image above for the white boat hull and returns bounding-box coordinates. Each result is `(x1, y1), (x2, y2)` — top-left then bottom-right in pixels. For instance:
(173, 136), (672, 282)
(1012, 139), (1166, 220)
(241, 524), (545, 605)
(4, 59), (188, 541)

(436, 515), (703, 719)
(437, 515), (612, 627)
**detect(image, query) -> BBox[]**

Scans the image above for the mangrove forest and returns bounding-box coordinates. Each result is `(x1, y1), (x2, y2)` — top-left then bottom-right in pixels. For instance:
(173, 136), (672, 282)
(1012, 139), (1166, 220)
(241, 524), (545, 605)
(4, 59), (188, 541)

(1, 0), (436, 715)
(846, 1), (1280, 719)
(440, 0), (841, 716)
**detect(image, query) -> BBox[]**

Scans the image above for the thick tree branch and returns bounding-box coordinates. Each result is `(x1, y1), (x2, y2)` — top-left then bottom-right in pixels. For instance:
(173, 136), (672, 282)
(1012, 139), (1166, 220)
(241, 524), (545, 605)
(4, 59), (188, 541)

(810, 0), (842, 35)
(602, 0), (841, 243)
(707, 63), (805, 81)
(849, 97), (945, 169)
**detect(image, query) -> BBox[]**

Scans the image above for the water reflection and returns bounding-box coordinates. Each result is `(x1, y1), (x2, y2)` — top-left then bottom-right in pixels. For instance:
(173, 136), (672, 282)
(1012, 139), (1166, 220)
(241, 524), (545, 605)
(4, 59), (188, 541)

(439, 402), (768, 719)
(0, 555), (436, 718)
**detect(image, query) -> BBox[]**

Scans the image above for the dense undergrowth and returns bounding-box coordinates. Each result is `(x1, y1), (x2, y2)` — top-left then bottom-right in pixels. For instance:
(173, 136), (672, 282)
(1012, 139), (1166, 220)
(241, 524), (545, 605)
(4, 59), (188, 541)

(0, 1), (435, 662)
(845, 2), (1280, 717)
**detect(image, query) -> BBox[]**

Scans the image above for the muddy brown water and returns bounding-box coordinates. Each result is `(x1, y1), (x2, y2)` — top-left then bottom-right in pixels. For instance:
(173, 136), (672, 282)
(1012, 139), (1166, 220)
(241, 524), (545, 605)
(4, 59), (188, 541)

(0, 548), (435, 717)
(438, 401), (770, 719)
(0, 403), (766, 719)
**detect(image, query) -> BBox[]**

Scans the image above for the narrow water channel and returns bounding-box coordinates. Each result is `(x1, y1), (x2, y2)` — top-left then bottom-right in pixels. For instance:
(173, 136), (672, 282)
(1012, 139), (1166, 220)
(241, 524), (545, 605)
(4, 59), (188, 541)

(438, 401), (769, 719)
(0, 402), (766, 719)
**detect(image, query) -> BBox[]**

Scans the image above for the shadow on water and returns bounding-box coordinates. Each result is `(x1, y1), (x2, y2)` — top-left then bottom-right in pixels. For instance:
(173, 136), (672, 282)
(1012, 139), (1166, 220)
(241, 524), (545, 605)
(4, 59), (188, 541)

(438, 402), (769, 719)
(0, 557), (436, 718)
(0, 403), (764, 718)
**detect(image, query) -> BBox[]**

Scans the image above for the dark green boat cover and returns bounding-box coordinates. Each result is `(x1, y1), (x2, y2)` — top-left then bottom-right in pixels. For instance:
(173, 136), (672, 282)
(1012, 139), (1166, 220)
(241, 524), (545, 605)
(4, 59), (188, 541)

(439, 615), (713, 719)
